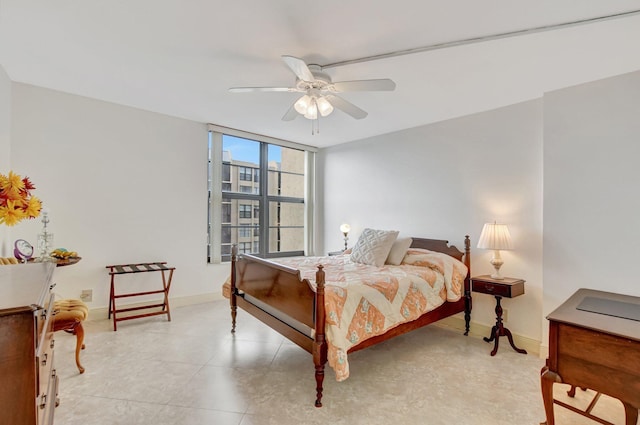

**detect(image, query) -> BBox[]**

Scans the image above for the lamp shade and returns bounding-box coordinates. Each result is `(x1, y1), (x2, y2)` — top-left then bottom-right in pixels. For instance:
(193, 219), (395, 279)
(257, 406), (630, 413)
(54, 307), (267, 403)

(340, 223), (351, 234)
(294, 95), (312, 114)
(316, 96), (334, 117)
(477, 223), (513, 250)
(303, 100), (318, 119)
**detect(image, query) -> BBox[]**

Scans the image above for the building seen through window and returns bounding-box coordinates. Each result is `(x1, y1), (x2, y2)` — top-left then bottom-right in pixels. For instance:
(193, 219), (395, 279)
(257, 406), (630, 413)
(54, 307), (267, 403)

(210, 133), (306, 262)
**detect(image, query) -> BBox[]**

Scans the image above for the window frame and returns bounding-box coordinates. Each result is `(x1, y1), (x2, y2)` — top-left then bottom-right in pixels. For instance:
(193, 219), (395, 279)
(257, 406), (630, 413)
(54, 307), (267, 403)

(207, 125), (317, 263)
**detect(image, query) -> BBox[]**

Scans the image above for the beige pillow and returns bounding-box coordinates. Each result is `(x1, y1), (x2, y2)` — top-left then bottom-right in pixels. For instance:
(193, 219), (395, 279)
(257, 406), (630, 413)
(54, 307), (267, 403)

(350, 228), (399, 267)
(385, 237), (413, 265)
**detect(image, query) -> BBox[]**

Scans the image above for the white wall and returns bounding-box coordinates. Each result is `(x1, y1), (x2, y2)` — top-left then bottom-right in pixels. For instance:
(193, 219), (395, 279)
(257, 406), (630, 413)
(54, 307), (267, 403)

(9, 83), (230, 311)
(542, 70), (640, 335)
(0, 65), (10, 167)
(319, 70), (640, 351)
(7, 69), (637, 346)
(0, 65), (11, 255)
(318, 100), (544, 343)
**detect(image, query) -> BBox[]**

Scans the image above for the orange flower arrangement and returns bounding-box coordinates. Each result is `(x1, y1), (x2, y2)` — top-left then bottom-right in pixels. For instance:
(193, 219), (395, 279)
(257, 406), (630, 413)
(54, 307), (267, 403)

(0, 171), (42, 226)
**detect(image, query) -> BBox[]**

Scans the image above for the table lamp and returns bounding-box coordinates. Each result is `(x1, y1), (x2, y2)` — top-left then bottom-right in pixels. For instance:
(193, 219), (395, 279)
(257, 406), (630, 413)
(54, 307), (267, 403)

(340, 223), (351, 250)
(477, 222), (513, 279)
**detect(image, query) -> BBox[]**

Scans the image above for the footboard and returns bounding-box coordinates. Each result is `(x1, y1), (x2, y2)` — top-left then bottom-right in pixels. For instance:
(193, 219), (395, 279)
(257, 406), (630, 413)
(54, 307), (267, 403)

(235, 254), (316, 327)
(230, 246), (328, 406)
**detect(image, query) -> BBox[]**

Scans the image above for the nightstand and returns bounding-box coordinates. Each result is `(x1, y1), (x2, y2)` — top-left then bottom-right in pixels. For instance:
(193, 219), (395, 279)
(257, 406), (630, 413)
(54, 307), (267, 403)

(472, 275), (527, 356)
(328, 250), (344, 256)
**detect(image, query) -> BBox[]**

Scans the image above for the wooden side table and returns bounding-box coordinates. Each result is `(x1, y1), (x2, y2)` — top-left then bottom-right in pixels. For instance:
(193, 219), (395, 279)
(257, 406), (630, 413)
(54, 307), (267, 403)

(472, 275), (527, 356)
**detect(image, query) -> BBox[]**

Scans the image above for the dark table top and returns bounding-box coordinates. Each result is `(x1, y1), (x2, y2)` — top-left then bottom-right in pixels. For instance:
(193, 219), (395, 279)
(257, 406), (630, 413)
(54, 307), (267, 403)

(547, 288), (640, 342)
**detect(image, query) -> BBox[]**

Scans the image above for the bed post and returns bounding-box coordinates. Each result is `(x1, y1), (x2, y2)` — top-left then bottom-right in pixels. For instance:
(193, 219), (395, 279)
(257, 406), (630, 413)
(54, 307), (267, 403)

(463, 235), (472, 336)
(313, 265), (327, 408)
(230, 244), (238, 333)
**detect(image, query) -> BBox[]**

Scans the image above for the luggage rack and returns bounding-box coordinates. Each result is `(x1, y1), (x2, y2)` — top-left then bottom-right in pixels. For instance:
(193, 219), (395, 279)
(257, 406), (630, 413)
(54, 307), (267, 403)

(106, 262), (175, 331)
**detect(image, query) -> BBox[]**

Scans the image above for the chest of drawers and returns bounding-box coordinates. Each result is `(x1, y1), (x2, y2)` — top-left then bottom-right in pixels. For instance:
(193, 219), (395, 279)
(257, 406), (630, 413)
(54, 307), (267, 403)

(0, 262), (58, 425)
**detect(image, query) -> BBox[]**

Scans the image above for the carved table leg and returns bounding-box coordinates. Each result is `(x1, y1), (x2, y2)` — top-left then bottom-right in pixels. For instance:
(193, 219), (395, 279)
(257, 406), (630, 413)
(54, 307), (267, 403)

(504, 327), (527, 354)
(74, 321), (86, 374)
(484, 295), (527, 356)
(540, 365), (562, 425)
(567, 385), (587, 397)
(483, 324), (500, 356)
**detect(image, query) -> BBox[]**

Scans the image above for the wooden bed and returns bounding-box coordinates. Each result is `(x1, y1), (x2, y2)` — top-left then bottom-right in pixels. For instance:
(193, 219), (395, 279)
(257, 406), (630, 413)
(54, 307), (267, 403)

(229, 236), (471, 407)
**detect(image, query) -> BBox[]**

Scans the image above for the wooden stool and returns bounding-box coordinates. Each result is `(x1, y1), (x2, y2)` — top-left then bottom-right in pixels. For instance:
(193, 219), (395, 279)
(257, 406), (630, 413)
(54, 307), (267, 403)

(53, 299), (89, 373)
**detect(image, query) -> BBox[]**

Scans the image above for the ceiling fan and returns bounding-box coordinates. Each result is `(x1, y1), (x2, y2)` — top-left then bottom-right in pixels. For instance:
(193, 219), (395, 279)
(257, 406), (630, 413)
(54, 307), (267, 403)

(229, 55), (396, 122)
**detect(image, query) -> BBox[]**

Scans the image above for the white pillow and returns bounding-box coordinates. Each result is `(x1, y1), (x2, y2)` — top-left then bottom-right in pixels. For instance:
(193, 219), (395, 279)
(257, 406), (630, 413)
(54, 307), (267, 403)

(350, 228), (399, 267)
(385, 237), (413, 265)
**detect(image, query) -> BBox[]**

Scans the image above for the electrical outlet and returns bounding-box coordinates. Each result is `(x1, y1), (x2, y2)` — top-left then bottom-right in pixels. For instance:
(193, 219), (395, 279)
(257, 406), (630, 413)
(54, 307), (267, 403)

(80, 289), (92, 302)
(503, 308), (509, 322)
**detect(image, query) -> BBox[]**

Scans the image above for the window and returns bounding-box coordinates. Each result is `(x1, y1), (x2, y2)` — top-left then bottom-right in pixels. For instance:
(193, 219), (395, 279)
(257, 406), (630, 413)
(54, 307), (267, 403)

(208, 127), (316, 263)
(239, 204), (252, 219)
(239, 166), (255, 181)
(221, 202), (231, 223)
(238, 227), (251, 238)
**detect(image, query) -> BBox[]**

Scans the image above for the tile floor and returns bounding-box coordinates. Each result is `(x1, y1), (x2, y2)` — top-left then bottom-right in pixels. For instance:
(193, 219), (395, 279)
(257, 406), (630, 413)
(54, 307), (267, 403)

(54, 300), (632, 425)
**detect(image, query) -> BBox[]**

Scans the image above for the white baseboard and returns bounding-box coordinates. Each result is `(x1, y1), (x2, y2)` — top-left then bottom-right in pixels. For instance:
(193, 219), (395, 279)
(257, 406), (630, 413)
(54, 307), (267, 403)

(538, 343), (549, 359)
(87, 292), (544, 358)
(435, 315), (543, 357)
(86, 292), (225, 321)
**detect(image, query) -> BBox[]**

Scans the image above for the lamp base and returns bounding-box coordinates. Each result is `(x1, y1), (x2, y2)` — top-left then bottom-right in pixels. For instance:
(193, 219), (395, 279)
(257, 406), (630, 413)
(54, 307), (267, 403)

(490, 250), (505, 280)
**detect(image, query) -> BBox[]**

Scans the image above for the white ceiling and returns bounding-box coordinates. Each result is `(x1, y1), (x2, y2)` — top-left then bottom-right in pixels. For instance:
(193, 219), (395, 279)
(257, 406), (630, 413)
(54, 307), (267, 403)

(2, 1), (640, 148)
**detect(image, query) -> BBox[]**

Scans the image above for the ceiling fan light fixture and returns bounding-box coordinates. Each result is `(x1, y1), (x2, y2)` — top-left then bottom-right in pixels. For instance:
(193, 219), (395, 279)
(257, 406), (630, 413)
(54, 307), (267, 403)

(303, 100), (318, 120)
(294, 94), (312, 114)
(316, 96), (334, 117)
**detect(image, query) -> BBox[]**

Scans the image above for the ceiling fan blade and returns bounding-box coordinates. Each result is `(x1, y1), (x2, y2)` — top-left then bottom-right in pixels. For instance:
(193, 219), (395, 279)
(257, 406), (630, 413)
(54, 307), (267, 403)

(229, 87), (297, 93)
(282, 102), (299, 121)
(331, 79), (396, 92)
(281, 55), (315, 82)
(325, 95), (368, 120)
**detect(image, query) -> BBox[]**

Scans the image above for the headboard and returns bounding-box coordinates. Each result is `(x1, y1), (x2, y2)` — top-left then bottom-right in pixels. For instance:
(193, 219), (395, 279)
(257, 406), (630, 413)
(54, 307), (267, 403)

(410, 236), (470, 263)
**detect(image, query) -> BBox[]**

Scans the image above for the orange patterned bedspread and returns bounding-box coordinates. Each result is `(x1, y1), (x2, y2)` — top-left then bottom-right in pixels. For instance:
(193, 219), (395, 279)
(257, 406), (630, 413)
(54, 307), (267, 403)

(274, 249), (467, 382)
